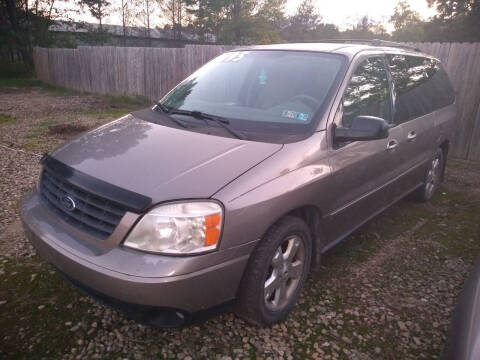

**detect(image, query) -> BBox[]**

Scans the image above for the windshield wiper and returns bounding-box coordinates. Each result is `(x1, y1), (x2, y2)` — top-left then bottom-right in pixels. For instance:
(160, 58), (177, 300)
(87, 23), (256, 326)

(166, 108), (247, 140)
(153, 103), (188, 128)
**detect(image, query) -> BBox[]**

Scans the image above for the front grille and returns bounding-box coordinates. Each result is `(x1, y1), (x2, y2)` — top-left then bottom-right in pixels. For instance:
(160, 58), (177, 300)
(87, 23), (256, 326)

(39, 169), (127, 239)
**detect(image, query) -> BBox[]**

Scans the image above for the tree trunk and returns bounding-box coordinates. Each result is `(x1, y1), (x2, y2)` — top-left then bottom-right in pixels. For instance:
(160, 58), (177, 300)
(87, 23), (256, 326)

(177, 0), (182, 42)
(233, 0), (241, 43)
(146, 0), (151, 47)
(122, 0), (127, 46)
(4, 0), (33, 67)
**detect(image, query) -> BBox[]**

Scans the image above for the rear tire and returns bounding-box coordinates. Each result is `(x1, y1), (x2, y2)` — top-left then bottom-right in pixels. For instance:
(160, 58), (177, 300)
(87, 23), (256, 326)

(414, 148), (444, 202)
(235, 216), (312, 326)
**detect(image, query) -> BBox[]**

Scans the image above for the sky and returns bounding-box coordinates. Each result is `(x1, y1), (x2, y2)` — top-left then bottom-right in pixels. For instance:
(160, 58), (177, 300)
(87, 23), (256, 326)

(284, 0), (437, 31)
(72, 0), (438, 33)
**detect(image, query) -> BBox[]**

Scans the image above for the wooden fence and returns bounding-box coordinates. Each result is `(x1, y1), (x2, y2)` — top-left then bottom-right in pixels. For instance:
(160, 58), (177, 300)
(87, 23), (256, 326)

(33, 43), (480, 160)
(33, 45), (234, 102)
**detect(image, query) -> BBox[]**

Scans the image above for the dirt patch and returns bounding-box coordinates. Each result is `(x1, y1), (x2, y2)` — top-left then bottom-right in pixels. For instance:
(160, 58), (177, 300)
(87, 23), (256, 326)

(444, 159), (480, 196)
(351, 219), (428, 280)
(0, 220), (35, 258)
(47, 123), (90, 137)
(0, 86), (149, 153)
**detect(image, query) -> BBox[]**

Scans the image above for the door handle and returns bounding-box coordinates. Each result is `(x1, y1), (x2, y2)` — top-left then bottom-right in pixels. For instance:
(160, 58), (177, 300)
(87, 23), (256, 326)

(387, 139), (399, 152)
(407, 131), (417, 142)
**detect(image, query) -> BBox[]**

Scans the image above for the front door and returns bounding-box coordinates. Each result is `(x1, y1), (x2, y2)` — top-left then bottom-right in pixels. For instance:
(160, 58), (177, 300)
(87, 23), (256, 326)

(324, 55), (406, 248)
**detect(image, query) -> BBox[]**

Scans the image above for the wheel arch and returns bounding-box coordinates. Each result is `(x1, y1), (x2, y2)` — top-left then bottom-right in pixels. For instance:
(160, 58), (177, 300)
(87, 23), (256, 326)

(287, 205), (323, 271)
(254, 204), (324, 272)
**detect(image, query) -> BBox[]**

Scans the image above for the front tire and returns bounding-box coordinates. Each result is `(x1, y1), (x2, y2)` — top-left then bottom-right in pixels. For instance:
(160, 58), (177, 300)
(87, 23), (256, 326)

(236, 216), (312, 326)
(414, 148), (444, 202)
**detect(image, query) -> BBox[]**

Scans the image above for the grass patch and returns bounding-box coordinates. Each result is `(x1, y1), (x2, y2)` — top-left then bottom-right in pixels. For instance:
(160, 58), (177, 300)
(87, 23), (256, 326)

(38, 119), (58, 128)
(0, 113), (15, 124)
(0, 77), (82, 97)
(0, 256), (100, 359)
(417, 187), (480, 259)
(23, 136), (52, 152)
(24, 119), (61, 152)
(0, 76), (151, 109)
(0, 77), (53, 89)
(101, 94), (151, 107)
(448, 158), (480, 172)
(76, 108), (135, 119)
(0, 62), (32, 78)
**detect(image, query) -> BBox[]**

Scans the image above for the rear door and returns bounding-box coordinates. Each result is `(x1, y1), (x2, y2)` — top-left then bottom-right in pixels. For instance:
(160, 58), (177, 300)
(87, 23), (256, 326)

(324, 54), (407, 247)
(387, 54), (456, 190)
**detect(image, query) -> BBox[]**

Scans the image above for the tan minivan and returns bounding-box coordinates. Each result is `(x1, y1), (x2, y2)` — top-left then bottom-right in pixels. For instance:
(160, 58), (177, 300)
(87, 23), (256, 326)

(21, 40), (456, 326)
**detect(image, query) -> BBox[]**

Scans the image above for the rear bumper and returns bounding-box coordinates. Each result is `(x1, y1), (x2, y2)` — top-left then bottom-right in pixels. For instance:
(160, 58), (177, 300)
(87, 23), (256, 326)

(21, 190), (254, 316)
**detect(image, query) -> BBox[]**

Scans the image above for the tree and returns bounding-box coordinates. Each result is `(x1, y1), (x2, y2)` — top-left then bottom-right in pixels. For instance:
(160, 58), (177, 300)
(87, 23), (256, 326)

(282, 0), (321, 41)
(1, 0), (73, 67)
(390, 0), (422, 30)
(137, 0), (155, 44)
(250, 0), (287, 43)
(390, 1), (425, 41)
(118, 0), (135, 45)
(184, 0), (223, 42)
(341, 15), (389, 40)
(427, 0), (479, 20)
(221, 0), (256, 44)
(78, 0), (111, 29)
(426, 0), (480, 41)
(1, 0), (31, 65)
(162, 0), (186, 41)
(185, 0), (257, 44)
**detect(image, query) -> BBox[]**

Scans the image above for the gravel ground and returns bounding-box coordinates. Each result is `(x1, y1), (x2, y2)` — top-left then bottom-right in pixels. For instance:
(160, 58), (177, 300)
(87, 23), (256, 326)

(1, 84), (480, 360)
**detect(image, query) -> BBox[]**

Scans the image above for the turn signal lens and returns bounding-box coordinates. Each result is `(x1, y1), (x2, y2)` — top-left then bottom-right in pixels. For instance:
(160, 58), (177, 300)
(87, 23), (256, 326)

(204, 214), (221, 246)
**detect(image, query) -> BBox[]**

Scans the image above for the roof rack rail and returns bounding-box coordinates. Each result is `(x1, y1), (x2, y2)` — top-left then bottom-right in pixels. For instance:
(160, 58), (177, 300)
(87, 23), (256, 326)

(318, 39), (421, 52)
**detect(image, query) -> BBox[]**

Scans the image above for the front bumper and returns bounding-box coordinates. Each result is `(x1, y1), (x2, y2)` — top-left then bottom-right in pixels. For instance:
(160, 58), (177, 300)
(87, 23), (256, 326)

(21, 190), (255, 316)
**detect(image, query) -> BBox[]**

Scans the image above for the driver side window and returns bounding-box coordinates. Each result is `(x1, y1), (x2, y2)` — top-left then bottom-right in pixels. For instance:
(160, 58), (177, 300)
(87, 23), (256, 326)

(342, 57), (392, 128)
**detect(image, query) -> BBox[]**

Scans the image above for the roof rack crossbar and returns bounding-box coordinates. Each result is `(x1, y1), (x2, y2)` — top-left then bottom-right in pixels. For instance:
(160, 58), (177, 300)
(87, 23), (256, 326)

(317, 39), (421, 52)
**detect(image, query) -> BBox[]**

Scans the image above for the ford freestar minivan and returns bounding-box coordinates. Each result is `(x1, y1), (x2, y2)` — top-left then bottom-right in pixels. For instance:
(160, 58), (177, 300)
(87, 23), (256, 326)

(21, 41), (456, 327)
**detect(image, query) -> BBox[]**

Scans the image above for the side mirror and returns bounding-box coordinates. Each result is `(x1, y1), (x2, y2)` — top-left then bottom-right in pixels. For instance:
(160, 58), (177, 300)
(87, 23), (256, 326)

(334, 115), (389, 142)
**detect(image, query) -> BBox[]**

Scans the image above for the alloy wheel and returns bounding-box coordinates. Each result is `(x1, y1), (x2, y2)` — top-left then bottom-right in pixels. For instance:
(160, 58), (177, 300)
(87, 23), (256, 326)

(264, 235), (306, 311)
(425, 155), (441, 197)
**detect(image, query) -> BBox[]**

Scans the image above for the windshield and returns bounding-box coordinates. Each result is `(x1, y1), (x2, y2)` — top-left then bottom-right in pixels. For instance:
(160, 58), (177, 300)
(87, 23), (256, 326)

(160, 50), (346, 142)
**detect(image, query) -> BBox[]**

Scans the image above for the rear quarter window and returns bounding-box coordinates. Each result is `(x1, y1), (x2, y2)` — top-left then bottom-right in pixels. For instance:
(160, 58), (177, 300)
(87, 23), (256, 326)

(387, 55), (455, 124)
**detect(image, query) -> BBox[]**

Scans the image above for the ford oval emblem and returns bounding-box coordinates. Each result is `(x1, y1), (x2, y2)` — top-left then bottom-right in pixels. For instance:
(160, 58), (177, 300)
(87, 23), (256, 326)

(61, 196), (76, 212)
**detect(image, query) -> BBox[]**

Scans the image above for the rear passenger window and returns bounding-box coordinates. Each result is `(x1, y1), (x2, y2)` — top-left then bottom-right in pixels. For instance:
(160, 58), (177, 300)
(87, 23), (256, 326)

(342, 57), (392, 128)
(388, 55), (455, 124)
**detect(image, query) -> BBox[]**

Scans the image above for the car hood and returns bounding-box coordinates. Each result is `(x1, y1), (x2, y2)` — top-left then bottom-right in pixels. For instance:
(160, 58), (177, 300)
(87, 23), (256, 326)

(50, 114), (283, 205)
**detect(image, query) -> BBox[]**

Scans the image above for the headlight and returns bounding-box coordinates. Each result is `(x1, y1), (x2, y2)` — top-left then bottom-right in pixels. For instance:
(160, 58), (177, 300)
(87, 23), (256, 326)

(123, 201), (223, 255)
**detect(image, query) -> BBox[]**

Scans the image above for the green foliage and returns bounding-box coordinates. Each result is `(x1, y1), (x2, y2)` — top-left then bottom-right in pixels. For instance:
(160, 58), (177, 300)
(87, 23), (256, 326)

(100, 94), (151, 107)
(0, 77), (49, 88)
(282, 0), (322, 41)
(391, 1), (422, 30)
(390, 0), (480, 42)
(185, 0), (286, 44)
(0, 62), (32, 77)
(427, 0), (479, 21)
(0, 0), (76, 68)
(390, 1), (426, 41)
(0, 257), (100, 359)
(184, 0), (479, 44)
(0, 113), (16, 124)
(77, 0), (112, 28)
